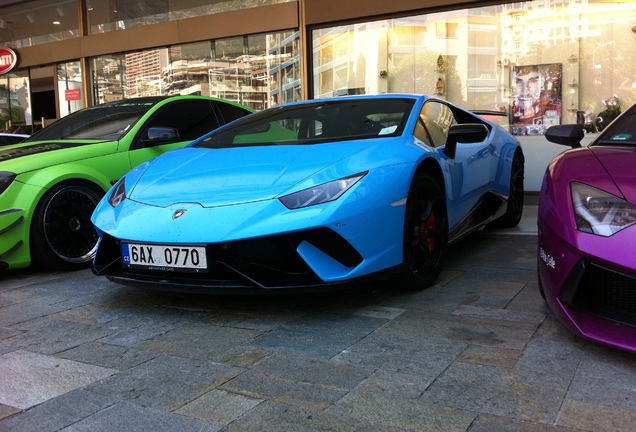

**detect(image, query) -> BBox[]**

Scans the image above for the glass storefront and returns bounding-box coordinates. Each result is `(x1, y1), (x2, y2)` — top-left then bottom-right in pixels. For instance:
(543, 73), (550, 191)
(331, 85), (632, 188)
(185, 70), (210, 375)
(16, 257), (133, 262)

(0, 0), (79, 49)
(312, 1), (636, 137)
(0, 71), (31, 132)
(90, 31), (301, 110)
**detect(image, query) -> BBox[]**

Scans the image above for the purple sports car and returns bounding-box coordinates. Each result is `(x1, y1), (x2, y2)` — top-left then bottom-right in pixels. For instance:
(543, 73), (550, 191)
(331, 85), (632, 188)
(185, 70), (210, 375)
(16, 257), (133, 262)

(538, 102), (636, 353)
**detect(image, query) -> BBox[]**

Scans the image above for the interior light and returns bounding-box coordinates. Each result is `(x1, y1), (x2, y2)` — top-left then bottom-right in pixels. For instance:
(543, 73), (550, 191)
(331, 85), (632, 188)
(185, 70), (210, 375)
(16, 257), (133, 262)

(26, 11), (34, 24)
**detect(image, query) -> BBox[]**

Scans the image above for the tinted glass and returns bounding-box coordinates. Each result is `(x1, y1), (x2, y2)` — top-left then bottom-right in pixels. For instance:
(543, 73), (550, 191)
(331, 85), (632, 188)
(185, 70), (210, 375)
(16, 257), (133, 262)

(594, 105), (636, 146)
(196, 98), (415, 149)
(25, 101), (156, 141)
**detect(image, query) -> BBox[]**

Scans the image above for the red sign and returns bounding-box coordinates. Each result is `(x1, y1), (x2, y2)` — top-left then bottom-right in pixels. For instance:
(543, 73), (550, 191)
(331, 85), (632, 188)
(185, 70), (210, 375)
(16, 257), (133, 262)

(0, 47), (17, 75)
(65, 89), (81, 101)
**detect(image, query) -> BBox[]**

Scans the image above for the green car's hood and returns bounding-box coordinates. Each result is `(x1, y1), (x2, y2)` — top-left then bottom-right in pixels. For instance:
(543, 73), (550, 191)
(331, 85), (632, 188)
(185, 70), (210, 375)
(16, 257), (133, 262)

(0, 139), (117, 174)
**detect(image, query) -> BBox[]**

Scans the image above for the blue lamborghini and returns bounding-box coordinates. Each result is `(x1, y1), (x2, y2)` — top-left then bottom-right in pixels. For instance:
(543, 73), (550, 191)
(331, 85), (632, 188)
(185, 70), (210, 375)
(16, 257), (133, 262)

(91, 94), (524, 293)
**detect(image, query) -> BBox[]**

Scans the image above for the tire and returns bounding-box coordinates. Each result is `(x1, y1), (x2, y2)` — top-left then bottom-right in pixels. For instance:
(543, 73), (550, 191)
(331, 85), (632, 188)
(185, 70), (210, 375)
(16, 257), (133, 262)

(489, 151), (524, 228)
(398, 173), (448, 290)
(30, 182), (103, 270)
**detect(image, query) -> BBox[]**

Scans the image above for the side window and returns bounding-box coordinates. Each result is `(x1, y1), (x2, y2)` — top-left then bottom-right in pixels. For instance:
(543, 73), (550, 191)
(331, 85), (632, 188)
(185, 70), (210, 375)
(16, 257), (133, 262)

(217, 103), (252, 124)
(137, 100), (221, 147)
(419, 101), (457, 147)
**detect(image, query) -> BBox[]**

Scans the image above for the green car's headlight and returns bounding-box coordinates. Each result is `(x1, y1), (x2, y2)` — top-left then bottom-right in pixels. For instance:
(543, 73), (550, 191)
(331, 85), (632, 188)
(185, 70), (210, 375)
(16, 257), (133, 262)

(108, 178), (127, 208)
(571, 181), (636, 236)
(279, 172), (367, 209)
(0, 171), (16, 195)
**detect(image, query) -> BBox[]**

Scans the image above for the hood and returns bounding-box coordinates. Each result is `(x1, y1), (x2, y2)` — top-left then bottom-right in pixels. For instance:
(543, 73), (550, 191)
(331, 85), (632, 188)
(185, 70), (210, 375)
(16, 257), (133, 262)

(128, 141), (382, 207)
(0, 139), (114, 174)
(589, 146), (636, 203)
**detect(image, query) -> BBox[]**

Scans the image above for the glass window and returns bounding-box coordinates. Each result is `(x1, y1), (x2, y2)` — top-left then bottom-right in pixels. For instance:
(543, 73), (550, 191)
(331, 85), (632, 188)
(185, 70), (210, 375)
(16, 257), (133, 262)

(0, 0), (78, 48)
(312, 1), (636, 138)
(86, 0), (296, 35)
(0, 71), (31, 133)
(419, 101), (457, 147)
(90, 32), (301, 110)
(133, 100), (221, 147)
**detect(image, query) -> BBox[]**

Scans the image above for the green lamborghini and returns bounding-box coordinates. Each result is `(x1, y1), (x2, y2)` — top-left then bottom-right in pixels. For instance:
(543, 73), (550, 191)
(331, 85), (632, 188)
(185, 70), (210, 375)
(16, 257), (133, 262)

(0, 95), (253, 271)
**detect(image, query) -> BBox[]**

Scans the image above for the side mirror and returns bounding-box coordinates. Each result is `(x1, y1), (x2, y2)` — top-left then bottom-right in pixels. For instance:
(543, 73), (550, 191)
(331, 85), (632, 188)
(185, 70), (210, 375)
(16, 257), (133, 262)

(444, 123), (489, 159)
(545, 124), (583, 148)
(144, 127), (180, 145)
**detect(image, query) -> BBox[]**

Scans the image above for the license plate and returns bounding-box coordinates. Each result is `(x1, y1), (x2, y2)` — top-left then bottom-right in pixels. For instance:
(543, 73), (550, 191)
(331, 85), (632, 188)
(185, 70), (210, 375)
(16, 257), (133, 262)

(122, 243), (208, 272)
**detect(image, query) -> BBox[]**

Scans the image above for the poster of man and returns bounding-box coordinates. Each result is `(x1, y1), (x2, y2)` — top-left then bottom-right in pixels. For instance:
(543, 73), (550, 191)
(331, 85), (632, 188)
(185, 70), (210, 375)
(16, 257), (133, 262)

(511, 63), (562, 135)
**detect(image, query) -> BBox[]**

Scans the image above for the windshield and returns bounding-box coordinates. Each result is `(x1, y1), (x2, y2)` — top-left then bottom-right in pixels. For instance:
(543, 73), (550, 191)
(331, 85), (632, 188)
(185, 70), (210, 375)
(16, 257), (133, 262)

(25, 101), (157, 141)
(593, 104), (636, 146)
(195, 98), (415, 149)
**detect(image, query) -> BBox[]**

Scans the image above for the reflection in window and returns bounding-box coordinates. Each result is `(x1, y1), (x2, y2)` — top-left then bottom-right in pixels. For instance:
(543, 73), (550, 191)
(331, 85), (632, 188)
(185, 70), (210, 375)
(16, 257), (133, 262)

(0, 71), (31, 133)
(90, 31), (301, 110)
(0, 0), (79, 49)
(86, 0), (295, 35)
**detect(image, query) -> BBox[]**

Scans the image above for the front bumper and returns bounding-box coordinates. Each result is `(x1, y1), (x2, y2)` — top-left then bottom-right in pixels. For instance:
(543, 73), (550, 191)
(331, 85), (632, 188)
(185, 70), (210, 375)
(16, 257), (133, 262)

(93, 228), (397, 294)
(0, 181), (42, 270)
(538, 217), (636, 353)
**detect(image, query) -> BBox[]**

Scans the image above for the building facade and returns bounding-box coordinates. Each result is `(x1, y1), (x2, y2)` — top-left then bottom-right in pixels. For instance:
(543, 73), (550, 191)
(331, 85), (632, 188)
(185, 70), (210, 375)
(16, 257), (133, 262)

(0, 0), (634, 190)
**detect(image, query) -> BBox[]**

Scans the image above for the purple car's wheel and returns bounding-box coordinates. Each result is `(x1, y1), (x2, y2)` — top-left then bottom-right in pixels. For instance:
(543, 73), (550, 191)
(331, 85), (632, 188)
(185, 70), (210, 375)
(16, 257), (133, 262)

(399, 173), (448, 289)
(31, 182), (103, 270)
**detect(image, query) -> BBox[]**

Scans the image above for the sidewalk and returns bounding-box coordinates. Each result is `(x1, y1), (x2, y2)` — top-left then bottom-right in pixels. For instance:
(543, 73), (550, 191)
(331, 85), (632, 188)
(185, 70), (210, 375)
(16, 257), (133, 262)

(1, 204), (635, 432)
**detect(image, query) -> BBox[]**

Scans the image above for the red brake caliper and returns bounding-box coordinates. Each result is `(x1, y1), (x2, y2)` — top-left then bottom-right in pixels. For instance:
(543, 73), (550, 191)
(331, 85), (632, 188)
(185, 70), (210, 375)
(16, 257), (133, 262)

(418, 209), (436, 254)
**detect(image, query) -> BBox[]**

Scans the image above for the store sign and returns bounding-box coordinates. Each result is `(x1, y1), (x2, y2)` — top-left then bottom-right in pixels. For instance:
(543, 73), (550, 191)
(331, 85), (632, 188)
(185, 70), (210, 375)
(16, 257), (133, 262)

(0, 47), (17, 75)
(65, 89), (81, 101)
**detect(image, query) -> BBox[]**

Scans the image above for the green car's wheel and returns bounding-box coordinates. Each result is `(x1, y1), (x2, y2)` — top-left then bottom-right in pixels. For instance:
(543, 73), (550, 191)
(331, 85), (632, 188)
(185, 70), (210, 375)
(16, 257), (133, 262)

(399, 173), (448, 290)
(31, 182), (103, 270)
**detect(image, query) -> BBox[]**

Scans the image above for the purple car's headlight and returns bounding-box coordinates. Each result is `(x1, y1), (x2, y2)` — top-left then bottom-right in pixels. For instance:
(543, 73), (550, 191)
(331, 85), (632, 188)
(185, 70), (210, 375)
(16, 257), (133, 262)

(108, 177), (127, 208)
(571, 182), (636, 236)
(0, 171), (16, 195)
(279, 172), (366, 209)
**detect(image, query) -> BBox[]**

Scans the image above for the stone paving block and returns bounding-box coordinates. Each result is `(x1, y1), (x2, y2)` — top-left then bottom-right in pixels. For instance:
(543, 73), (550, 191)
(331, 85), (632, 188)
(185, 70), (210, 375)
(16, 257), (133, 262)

(135, 322), (262, 361)
(85, 355), (242, 412)
(224, 399), (405, 432)
(246, 311), (388, 358)
(0, 404), (20, 421)
(215, 345), (273, 368)
(515, 337), (586, 380)
(175, 389), (262, 425)
(557, 398), (636, 432)
(381, 310), (538, 350)
(250, 352), (373, 389)
(457, 345), (522, 368)
(57, 341), (157, 370)
(420, 361), (570, 423)
(352, 369), (435, 400)
(326, 387), (476, 431)
(461, 265), (537, 284)
(0, 390), (118, 432)
(4, 318), (115, 355)
(0, 297), (76, 327)
(219, 370), (349, 411)
(332, 331), (464, 379)
(62, 399), (222, 432)
(469, 413), (583, 431)
(452, 304), (545, 324)
(0, 351), (115, 410)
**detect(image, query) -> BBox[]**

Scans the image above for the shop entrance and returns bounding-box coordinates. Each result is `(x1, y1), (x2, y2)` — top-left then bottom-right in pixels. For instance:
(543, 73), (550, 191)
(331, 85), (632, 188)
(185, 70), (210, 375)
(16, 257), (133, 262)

(29, 65), (57, 131)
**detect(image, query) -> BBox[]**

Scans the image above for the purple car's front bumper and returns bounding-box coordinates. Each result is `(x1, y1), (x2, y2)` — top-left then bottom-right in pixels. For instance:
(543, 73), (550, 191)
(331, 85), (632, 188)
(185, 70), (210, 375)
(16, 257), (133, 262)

(538, 213), (636, 353)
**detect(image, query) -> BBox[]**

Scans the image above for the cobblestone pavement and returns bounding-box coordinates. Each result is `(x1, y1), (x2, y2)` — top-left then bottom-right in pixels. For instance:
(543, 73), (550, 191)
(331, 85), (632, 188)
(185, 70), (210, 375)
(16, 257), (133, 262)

(1, 210), (636, 431)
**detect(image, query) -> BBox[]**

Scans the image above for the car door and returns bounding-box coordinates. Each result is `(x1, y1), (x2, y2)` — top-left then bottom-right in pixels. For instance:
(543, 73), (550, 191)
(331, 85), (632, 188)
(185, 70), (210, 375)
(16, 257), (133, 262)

(127, 99), (226, 169)
(417, 100), (493, 230)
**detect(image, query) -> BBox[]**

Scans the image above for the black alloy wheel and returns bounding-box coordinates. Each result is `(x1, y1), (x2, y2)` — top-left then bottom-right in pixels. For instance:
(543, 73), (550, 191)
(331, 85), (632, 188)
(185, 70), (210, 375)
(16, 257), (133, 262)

(31, 182), (103, 270)
(399, 172), (448, 289)
(489, 151), (524, 228)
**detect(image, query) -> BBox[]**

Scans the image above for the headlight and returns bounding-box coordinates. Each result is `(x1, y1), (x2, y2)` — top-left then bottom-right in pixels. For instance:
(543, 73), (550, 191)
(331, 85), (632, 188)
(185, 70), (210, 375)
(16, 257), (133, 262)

(279, 172), (367, 209)
(108, 178), (127, 208)
(0, 171), (16, 195)
(571, 181), (636, 236)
